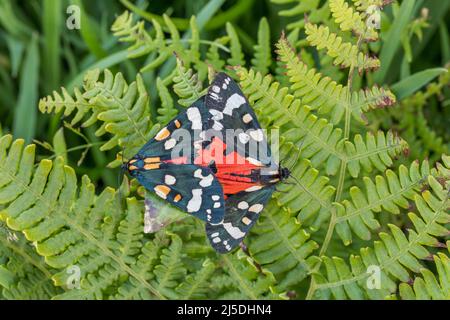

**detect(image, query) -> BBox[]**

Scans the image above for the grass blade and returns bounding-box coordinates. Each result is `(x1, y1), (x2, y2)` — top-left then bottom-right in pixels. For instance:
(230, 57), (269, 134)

(13, 33), (40, 143)
(391, 67), (448, 100)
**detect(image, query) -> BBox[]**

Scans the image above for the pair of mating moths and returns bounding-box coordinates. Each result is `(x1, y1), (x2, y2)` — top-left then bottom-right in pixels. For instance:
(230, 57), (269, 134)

(124, 73), (291, 253)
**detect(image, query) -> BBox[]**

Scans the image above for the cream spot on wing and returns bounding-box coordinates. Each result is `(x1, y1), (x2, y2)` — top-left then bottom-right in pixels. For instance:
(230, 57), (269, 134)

(164, 138), (176, 150)
(223, 223), (245, 239)
(249, 129), (264, 142)
(164, 175), (176, 185)
(242, 113), (252, 124)
(238, 201), (249, 210)
(187, 189), (202, 212)
(249, 203), (264, 213)
(223, 93), (246, 115)
(242, 217), (251, 225)
(245, 185), (263, 192)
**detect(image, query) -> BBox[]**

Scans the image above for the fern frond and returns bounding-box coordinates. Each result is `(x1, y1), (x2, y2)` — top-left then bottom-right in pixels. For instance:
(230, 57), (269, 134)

(206, 36), (228, 71)
(111, 11), (153, 57)
(0, 228), (60, 299)
(156, 78), (178, 125)
(226, 23), (245, 68)
(305, 23), (380, 72)
(0, 135), (215, 300)
(313, 169), (449, 299)
(112, 12), (205, 73)
(335, 159), (431, 243)
(352, 0), (393, 12)
(249, 201), (319, 289)
(329, 0), (378, 41)
(39, 69), (159, 165)
(175, 259), (216, 299)
(271, 0), (331, 32)
(219, 251), (285, 299)
(275, 139), (335, 228)
(237, 68), (405, 178)
(251, 18), (271, 75)
(276, 36), (396, 124)
(173, 57), (205, 107)
(236, 67), (343, 170)
(344, 131), (408, 178)
(398, 253), (450, 300)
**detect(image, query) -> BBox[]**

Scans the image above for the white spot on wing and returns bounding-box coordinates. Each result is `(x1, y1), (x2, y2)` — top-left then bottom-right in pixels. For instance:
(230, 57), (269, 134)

(194, 169), (214, 187)
(246, 157), (263, 166)
(187, 189), (202, 212)
(249, 129), (264, 142)
(238, 201), (249, 210)
(223, 94), (246, 116)
(238, 132), (250, 144)
(223, 222), (245, 239)
(214, 202), (221, 208)
(212, 195), (220, 201)
(164, 138), (176, 150)
(212, 85), (220, 93)
(164, 175), (176, 185)
(211, 232), (219, 237)
(212, 237), (221, 243)
(187, 107), (202, 130)
(245, 185), (263, 192)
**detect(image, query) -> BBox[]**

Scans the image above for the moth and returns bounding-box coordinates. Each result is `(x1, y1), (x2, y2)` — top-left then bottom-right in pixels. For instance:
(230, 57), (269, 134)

(123, 73), (292, 253)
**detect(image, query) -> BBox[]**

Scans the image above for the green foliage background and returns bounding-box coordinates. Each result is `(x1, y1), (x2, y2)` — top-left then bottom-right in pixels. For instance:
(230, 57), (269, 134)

(0, 0), (449, 300)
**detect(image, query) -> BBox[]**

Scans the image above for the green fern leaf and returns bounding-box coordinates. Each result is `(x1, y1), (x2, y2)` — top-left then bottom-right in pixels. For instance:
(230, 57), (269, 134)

(156, 77), (178, 125)
(226, 23), (245, 68)
(173, 57), (205, 107)
(249, 201), (319, 289)
(305, 23), (380, 72)
(236, 67), (405, 178)
(312, 166), (449, 299)
(329, 0), (378, 41)
(39, 69), (159, 165)
(0, 227), (61, 299)
(219, 251), (285, 299)
(398, 253), (450, 300)
(335, 159), (431, 243)
(251, 18), (271, 75)
(276, 36), (396, 124)
(0, 135), (220, 300)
